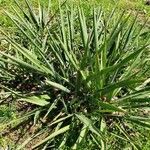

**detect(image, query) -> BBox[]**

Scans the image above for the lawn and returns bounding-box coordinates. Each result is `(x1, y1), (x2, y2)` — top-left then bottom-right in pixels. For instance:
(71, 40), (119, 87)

(0, 0), (150, 26)
(0, 0), (150, 149)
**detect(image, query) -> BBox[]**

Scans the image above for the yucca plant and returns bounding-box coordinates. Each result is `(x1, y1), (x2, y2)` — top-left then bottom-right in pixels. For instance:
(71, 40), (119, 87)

(0, 0), (150, 149)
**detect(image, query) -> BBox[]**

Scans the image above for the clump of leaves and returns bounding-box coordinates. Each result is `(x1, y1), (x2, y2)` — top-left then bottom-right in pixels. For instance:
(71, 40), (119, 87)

(0, 0), (150, 149)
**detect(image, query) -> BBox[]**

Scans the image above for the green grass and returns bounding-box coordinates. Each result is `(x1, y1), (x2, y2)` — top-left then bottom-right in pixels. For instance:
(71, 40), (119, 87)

(0, 0), (150, 27)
